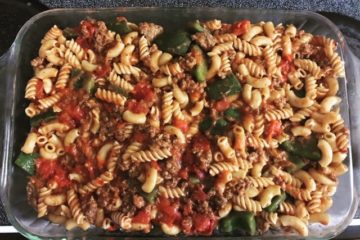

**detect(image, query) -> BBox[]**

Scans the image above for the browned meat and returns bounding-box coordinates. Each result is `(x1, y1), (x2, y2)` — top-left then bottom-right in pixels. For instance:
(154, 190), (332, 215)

(192, 31), (216, 51)
(139, 22), (164, 42)
(26, 178), (37, 209)
(94, 21), (114, 52)
(96, 185), (121, 212)
(133, 195), (145, 209)
(152, 132), (172, 149)
(82, 196), (98, 224)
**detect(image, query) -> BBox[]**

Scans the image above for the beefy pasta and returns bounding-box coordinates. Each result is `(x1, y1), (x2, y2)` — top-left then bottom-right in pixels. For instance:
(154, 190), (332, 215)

(18, 17), (348, 237)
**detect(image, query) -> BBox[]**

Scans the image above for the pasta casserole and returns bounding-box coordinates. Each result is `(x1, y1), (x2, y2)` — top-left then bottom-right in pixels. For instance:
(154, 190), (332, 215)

(16, 16), (348, 236)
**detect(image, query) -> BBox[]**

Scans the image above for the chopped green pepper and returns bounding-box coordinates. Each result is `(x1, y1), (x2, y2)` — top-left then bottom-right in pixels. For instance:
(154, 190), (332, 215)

(30, 110), (57, 128)
(199, 116), (213, 132)
(224, 108), (241, 121)
(154, 31), (191, 56)
(206, 73), (242, 100)
(191, 45), (208, 83)
(280, 137), (321, 162)
(70, 68), (81, 78)
(220, 211), (257, 235)
(265, 192), (286, 212)
(15, 152), (38, 175)
(287, 152), (307, 171)
(83, 75), (96, 94)
(188, 20), (204, 33)
(294, 88), (306, 98)
(189, 175), (200, 184)
(210, 118), (229, 136)
(106, 19), (132, 35)
(63, 27), (79, 40)
(142, 188), (158, 204)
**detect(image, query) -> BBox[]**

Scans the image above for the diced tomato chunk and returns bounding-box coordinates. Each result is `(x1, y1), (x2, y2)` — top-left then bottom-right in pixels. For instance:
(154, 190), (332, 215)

(192, 186), (207, 201)
(36, 158), (56, 180)
(127, 100), (150, 114)
(214, 99), (230, 112)
(95, 62), (111, 78)
(265, 120), (282, 138)
(132, 209), (151, 224)
(173, 117), (189, 133)
(192, 134), (211, 152)
(280, 55), (293, 82)
(193, 213), (217, 235)
(231, 19), (251, 36)
(178, 168), (189, 180)
(133, 132), (147, 143)
(132, 82), (155, 102)
(35, 81), (45, 99)
(157, 197), (181, 226)
(150, 161), (161, 171)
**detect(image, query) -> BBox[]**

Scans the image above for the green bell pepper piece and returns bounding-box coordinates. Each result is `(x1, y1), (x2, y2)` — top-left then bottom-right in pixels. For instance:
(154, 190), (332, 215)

(155, 31), (192, 56)
(83, 75), (96, 94)
(106, 19), (132, 35)
(142, 188), (158, 204)
(199, 116), (213, 132)
(191, 45), (208, 83)
(265, 192), (286, 212)
(63, 27), (79, 40)
(15, 152), (38, 175)
(224, 108), (241, 121)
(30, 110), (57, 128)
(220, 211), (257, 235)
(189, 175), (200, 184)
(210, 118), (229, 136)
(206, 73), (242, 100)
(188, 20), (204, 33)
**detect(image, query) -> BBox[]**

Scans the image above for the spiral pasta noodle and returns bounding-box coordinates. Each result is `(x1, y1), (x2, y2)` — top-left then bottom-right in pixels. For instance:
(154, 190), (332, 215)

(234, 196), (262, 212)
(67, 188), (86, 224)
(79, 171), (114, 195)
(130, 147), (172, 162)
(95, 88), (127, 106)
(209, 162), (239, 176)
(159, 186), (186, 199)
(108, 70), (134, 92)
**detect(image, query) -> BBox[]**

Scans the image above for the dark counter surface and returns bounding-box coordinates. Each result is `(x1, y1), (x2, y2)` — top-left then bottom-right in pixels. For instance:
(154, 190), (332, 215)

(39, 0), (360, 21)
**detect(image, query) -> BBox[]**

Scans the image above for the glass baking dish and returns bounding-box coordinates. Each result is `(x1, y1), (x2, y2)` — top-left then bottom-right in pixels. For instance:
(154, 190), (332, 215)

(0, 7), (359, 239)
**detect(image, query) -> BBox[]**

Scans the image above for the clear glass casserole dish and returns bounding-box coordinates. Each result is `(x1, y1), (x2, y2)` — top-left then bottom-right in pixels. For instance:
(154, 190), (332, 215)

(0, 7), (358, 239)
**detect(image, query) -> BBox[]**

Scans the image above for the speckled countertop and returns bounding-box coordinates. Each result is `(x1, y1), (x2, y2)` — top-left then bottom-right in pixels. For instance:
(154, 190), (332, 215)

(39, 0), (360, 21)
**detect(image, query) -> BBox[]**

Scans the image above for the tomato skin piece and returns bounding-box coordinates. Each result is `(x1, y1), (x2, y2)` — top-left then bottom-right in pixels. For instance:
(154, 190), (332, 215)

(178, 168), (189, 180)
(192, 134), (211, 152)
(132, 209), (151, 224)
(192, 186), (207, 201)
(127, 100), (150, 114)
(36, 158), (56, 180)
(95, 62), (111, 78)
(173, 117), (189, 133)
(214, 99), (230, 112)
(157, 197), (182, 226)
(133, 132), (147, 143)
(35, 81), (45, 99)
(231, 20), (251, 36)
(133, 82), (155, 102)
(280, 55), (293, 82)
(265, 120), (282, 138)
(193, 213), (217, 235)
(150, 161), (161, 171)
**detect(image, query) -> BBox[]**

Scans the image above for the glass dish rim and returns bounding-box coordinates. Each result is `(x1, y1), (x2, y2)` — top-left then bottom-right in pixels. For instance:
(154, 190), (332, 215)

(0, 7), (358, 240)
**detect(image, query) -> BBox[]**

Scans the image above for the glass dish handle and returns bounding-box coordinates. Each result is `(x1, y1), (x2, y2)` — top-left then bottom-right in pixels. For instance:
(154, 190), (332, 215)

(347, 50), (360, 193)
(0, 52), (8, 172)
